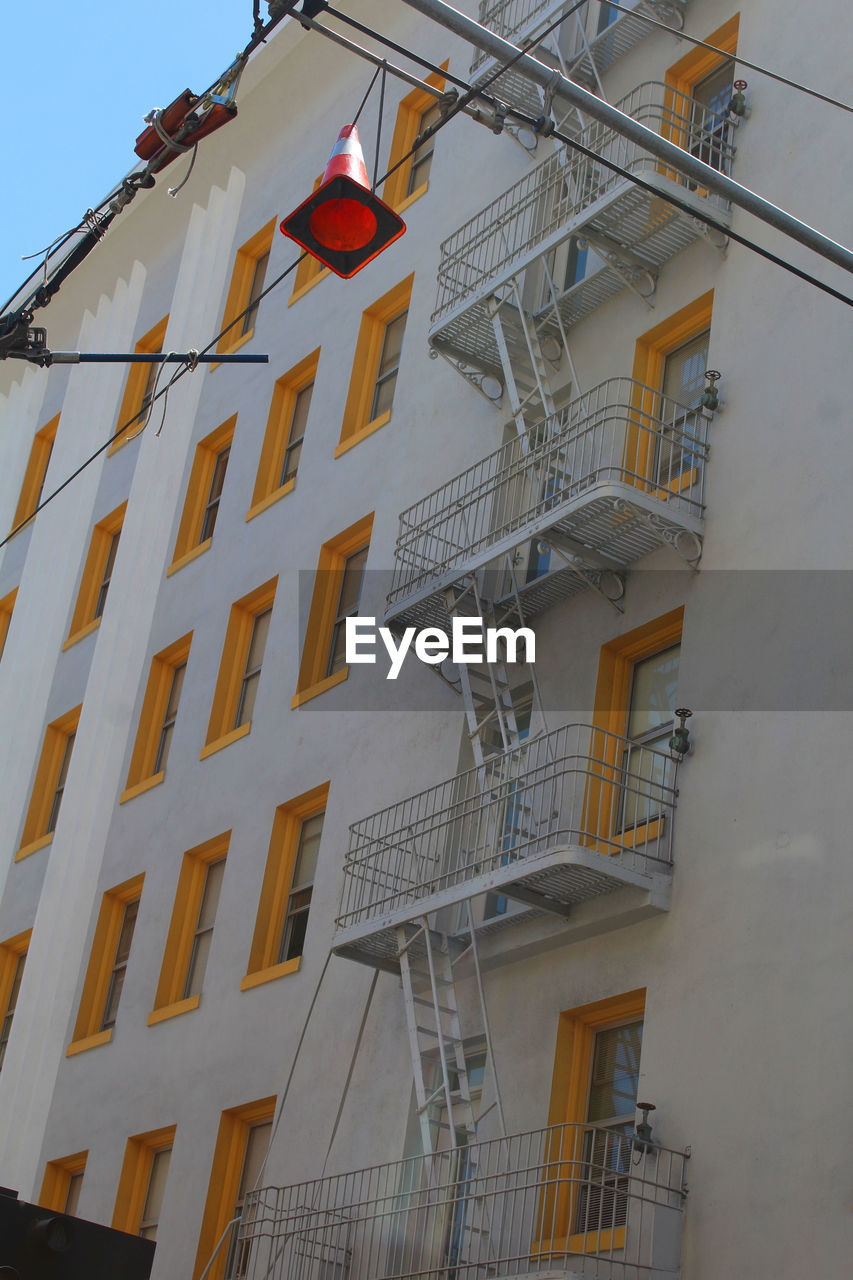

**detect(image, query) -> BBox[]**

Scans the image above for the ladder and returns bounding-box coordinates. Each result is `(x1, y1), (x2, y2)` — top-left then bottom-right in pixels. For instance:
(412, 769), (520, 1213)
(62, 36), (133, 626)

(398, 921), (477, 1155)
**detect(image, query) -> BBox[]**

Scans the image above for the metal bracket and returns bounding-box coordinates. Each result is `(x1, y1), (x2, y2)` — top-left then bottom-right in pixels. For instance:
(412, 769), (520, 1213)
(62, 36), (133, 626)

(541, 539), (625, 612)
(612, 498), (704, 569)
(691, 217), (729, 253)
(428, 338), (504, 405)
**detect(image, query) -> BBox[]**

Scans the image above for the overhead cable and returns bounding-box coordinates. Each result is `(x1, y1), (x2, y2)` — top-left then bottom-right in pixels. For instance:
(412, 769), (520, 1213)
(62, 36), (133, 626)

(0, 251), (307, 550)
(307, 7), (853, 307)
(603, 0), (853, 115)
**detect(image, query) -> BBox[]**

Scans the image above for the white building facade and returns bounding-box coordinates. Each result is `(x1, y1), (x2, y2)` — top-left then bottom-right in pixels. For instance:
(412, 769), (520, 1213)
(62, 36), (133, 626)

(0, 2), (851, 1278)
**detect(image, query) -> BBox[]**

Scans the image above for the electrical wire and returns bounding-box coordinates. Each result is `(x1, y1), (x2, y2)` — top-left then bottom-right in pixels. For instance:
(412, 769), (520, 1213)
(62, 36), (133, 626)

(0, 250), (307, 551)
(603, 0), (853, 115)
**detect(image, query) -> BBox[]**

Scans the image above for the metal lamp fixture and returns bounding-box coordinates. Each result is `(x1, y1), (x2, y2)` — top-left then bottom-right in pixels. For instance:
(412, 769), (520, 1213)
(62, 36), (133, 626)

(634, 1101), (657, 1153)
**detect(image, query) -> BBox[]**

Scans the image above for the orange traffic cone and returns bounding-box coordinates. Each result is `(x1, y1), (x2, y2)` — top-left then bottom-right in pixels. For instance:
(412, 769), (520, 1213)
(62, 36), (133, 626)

(280, 123), (405, 278)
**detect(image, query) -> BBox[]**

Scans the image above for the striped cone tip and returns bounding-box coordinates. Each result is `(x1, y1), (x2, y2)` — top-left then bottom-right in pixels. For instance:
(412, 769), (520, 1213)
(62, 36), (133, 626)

(321, 123), (370, 191)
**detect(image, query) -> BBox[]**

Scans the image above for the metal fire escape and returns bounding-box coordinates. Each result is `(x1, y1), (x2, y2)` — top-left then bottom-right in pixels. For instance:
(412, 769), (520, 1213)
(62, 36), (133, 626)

(334, 0), (723, 1165)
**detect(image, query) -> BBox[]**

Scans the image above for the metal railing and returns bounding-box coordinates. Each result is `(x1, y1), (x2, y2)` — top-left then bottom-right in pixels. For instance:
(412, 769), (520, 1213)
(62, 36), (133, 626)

(229, 1121), (688, 1280)
(336, 723), (677, 933)
(472, 0), (686, 77)
(387, 378), (708, 610)
(433, 81), (734, 325)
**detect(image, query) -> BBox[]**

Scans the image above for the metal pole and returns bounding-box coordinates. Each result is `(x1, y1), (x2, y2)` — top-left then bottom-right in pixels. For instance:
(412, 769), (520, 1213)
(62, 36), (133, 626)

(45, 351), (269, 364)
(399, 0), (853, 275)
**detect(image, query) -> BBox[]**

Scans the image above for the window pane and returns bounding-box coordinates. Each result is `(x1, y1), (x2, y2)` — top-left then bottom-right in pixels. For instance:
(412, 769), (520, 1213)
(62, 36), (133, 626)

(242, 251), (270, 335)
(378, 312), (407, 379)
(292, 813), (323, 889)
(197, 859), (225, 932)
(139, 1148), (171, 1240)
(693, 63), (734, 117)
(662, 331), (710, 408)
(408, 103), (441, 194)
(279, 892), (312, 963)
(201, 447), (230, 542)
(337, 549), (367, 617)
(184, 929), (213, 1000)
(627, 645), (680, 741)
(237, 1122), (272, 1204)
(288, 384), (313, 448)
(95, 531), (121, 620)
(47, 732), (76, 834)
(102, 900), (138, 1029)
(246, 608), (272, 674)
(64, 1171), (84, 1217)
(587, 1021), (644, 1123)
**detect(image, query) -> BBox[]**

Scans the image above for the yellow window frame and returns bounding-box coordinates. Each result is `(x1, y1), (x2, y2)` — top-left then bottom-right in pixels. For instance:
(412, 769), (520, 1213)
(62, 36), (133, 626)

(248, 349), (320, 520)
(203, 577), (278, 757)
(11, 412), (60, 534)
(122, 632), (193, 802)
(218, 218), (277, 355)
(110, 316), (169, 454)
(193, 1095), (277, 1280)
(38, 1149), (88, 1211)
(292, 513), (373, 707)
(537, 989), (647, 1256)
(169, 415), (237, 574)
(583, 608), (684, 853)
(67, 873), (145, 1055)
(0, 587), (18, 661)
(336, 276), (414, 457)
(625, 291), (714, 498)
(112, 1124), (176, 1234)
(149, 831), (230, 1023)
(383, 64), (448, 212)
(242, 783), (329, 989)
(65, 501), (127, 647)
(289, 178), (331, 305)
(17, 704), (82, 860)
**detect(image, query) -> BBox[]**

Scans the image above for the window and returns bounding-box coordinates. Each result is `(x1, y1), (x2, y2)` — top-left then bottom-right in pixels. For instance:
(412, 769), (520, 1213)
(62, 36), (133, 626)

(169, 417), (236, 572)
(218, 218), (277, 353)
(203, 578), (277, 755)
(289, 179), (330, 303)
(68, 874), (144, 1055)
(248, 350), (320, 519)
(587, 609), (683, 850)
(122, 633), (192, 802)
(11, 414), (59, 533)
(113, 1127), (175, 1240)
(243, 785), (328, 989)
(630, 291), (714, 495)
(65, 502), (127, 645)
(337, 276), (413, 456)
(38, 1151), (88, 1213)
(370, 310), (408, 422)
(293, 515), (373, 706)
(383, 67), (448, 211)
(0, 588), (17, 662)
(194, 1097), (276, 1280)
(0, 930), (30, 1070)
(111, 316), (169, 452)
(327, 547), (368, 677)
(101, 899), (139, 1030)
(666, 15), (739, 175)
(543, 989), (646, 1253)
(17, 705), (81, 859)
(150, 832), (230, 1023)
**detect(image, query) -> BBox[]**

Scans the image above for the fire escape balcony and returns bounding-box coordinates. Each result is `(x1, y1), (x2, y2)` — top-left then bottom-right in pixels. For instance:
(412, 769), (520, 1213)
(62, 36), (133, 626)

(333, 723), (677, 971)
(229, 1121), (689, 1280)
(470, 0), (688, 114)
(385, 377), (708, 631)
(430, 82), (733, 396)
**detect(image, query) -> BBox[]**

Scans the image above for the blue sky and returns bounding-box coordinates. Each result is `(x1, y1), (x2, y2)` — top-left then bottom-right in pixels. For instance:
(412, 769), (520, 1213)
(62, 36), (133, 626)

(0, 2), (256, 311)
